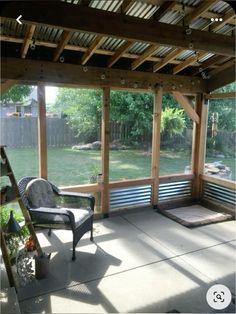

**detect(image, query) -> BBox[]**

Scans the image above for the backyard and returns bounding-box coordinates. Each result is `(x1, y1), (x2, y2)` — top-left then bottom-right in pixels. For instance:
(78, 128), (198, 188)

(5, 147), (236, 186)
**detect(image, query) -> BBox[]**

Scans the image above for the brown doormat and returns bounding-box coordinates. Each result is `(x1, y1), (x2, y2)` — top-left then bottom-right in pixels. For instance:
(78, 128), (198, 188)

(159, 205), (233, 228)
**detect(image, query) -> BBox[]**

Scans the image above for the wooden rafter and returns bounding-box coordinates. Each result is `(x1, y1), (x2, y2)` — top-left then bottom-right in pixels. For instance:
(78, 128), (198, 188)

(1, 1), (234, 57)
(184, 0), (218, 26)
(81, 35), (106, 65)
(0, 79), (19, 94)
(192, 55), (224, 76)
(210, 9), (235, 32)
(21, 24), (36, 59)
(53, 30), (72, 62)
(153, 1), (176, 20)
(131, 44), (159, 70)
(153, 48), (183, 72)
(172, 52), (206, 75)
(172, 91), (200, 124)
(208, 59), (235, 77)
(107, 41), (133, 67)
(207, 64), (235, 92)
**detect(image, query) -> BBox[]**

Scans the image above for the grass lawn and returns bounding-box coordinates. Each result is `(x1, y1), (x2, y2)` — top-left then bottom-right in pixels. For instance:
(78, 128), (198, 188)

(5, 147), (235, 186)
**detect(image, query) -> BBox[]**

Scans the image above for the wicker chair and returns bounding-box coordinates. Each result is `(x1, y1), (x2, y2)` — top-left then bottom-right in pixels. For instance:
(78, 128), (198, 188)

(18, 176), (95, 261)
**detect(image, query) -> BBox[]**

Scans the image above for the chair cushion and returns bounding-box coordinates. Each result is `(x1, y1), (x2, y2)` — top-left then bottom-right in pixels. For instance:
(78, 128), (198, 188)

(67, 208), (93, 228)
(26, 178), (56, 208)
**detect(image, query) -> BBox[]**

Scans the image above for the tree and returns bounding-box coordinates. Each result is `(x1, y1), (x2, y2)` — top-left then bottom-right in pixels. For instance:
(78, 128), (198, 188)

(1, 85), (32, 104)
(161, 107), (186, 139)
(55, 88), (102, 142)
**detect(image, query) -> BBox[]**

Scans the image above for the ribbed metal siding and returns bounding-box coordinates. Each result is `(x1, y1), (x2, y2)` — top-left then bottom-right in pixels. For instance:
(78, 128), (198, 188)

(158, 181), (192, 201)
(110, 185), (151, 209)
(202, 182), (236, 206)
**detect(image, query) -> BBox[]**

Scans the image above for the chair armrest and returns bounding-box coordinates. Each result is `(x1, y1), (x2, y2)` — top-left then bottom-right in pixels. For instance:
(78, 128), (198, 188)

(29, 207), (76, 229)
(57, 191), (95, 211)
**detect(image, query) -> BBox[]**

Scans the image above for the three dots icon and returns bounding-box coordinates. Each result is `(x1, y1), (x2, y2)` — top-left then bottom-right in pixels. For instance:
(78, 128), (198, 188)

(211, 17), (223, 22)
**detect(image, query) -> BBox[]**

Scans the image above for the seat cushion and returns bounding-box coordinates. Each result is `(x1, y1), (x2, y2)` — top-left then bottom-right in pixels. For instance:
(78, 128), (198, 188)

(26, 178), (56, 208)
(67, 208), (93, 229)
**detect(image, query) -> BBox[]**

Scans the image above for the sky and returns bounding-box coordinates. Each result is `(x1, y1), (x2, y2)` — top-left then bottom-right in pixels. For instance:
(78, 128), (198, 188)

(45, 86), (58, 104)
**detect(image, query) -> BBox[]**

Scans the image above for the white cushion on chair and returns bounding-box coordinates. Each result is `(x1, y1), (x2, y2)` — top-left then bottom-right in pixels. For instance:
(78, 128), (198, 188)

(26, 178), (56, 208)
(65, 208), (93, 228)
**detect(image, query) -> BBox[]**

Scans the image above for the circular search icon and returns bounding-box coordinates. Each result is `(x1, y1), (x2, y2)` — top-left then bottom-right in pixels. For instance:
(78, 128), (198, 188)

(206, 284), (232, 310)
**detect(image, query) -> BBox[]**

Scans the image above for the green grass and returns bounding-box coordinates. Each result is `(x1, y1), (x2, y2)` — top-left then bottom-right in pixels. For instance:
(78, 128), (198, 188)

(5, 147), (235, 186)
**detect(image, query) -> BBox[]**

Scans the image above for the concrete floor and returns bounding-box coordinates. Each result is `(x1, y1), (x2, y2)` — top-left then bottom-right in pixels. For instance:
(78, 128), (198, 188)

(16, 208), (235, 313)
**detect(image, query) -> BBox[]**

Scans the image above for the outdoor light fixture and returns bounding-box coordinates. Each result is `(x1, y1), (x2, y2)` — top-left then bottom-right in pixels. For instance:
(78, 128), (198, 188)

(6, 211), (21, 234)
(101, 73), (106, 80)
(83, 66), (88, 72)
(59, 56), (65, 63)
(30, 41), (36, 50)
(185, 27), (192, 35)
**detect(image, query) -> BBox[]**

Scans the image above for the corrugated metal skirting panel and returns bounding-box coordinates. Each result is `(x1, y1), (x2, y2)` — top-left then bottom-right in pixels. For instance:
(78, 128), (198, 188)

(202, 182), (236, 207)
(158, 181), (192, 201)
(110, 185), (152, 210)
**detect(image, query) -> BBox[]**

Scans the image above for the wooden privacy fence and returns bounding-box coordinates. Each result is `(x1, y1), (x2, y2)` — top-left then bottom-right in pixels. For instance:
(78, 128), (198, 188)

(0, 117), (78, 147)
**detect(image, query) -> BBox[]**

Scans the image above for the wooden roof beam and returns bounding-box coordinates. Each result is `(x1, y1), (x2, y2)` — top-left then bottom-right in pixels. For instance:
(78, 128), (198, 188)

(21, 24), (36, 59)
(205, 92), (235, 99)
(107, 41), (133, 68)
(53, 30), (72, 62)
(1, 57), (207, 93)
(81, 35), (106, 65)
(172, 91), (200, 124)
(153, 47), (183, 72)
(207, 64), (235, 92)
(131, 44), (159, 70)
(184, 0), (218, 26)
(1, 1), (234, 57)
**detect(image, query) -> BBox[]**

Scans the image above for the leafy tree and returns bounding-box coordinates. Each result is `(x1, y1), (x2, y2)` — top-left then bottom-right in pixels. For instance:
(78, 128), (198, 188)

(1, 85), (32, 104)
(55, 88), (102, 142)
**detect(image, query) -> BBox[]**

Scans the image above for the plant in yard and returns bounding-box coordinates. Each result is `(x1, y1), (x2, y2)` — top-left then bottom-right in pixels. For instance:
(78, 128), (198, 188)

(161, 107), (186, 139)
(89, 164), (101, 183)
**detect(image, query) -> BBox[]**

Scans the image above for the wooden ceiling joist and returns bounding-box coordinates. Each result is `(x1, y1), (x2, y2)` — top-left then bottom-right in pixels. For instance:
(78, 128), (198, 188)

(153, 1), (176, 20)
(192, 55), (224, 76)
(173, 52), (206, 75)
(107, 41), (133, 67)
(172, 91), (200, 124)
(131, 44), (159, 70)
(153, 48), (183, 72)
(207, 65), (235, 92)
(21, 24), (36, 59)
(81, 35), (106, 65)
(53, 30), (72, 62)
(208, 59), (235, 77)
(184, 0), (218, 26)
(1, 57), (207, 93)
(1, 1), (234, 57)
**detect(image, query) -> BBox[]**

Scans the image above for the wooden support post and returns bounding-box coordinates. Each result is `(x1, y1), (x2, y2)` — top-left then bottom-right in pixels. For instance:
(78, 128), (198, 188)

(191, 93), (208, 200)
(101, 87), (110, 216)
(151, 87), (163, 208)
(37, 83), (47, 179)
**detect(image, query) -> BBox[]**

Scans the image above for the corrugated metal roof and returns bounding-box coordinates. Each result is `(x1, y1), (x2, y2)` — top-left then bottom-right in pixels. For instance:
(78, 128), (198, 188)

(89, 0), (121, 12)
(128, 42), (150, 55)
(215, 24), (235, 34)
(2, 19), (27, 38)
(159, 10), (184, 24)
(69, 32), (96, 47)
(176, 50), (195, 60)
(210, 1), (230, 13)
(100, 38), (125, 51)
(198, 53), (215, 63)
(190, 17), (209, 29)
(153, 46), (172, 57)
(178, 0), (201, 7)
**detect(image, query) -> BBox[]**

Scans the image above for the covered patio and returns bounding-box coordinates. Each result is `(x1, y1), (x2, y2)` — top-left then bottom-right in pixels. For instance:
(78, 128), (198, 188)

(0, 0), (235, 313)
